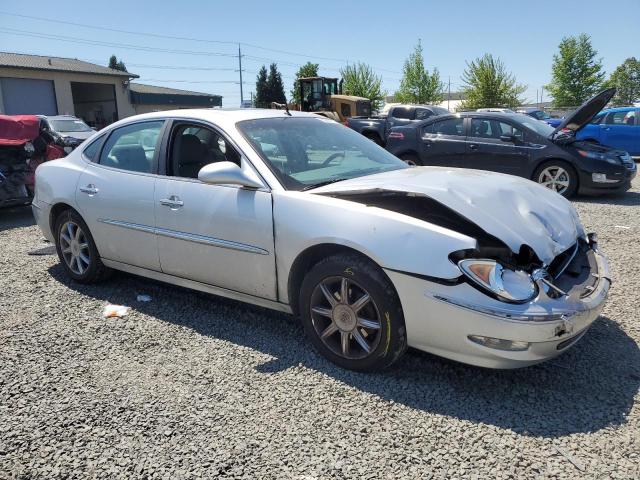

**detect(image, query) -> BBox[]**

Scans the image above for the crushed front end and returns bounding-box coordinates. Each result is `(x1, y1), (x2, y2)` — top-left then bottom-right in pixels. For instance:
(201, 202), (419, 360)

(386, 235), (610, 368)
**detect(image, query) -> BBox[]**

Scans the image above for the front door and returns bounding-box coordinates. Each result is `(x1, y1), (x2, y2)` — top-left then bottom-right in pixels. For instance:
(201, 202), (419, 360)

(76, 120), (165, 271)
(600, 110), (640, 156)
(154, 121), (277, 300)
(464, 118), (529, 175)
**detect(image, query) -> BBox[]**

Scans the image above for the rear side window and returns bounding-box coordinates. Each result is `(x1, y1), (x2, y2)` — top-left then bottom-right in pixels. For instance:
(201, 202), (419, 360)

(415, 109), (433, 120)
(99, 121), (164, 173)
(82, 136), (103, 162)
(431, 118), (465, 136)
(392, 108), (412, 119)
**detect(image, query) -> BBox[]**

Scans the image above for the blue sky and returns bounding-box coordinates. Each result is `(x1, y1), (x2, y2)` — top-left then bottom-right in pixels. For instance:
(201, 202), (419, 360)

(1, 0), (638, 107)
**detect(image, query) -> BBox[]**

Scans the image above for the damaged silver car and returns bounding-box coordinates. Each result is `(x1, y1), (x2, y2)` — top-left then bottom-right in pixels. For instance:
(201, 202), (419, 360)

(32, 108), (610, 371)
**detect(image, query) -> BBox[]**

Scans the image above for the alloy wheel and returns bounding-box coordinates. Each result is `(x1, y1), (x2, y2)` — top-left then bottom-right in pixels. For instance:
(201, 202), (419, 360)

(538, 166), (570, 194)
(59, 221), (91, 275)
(309, 276), (382, 360)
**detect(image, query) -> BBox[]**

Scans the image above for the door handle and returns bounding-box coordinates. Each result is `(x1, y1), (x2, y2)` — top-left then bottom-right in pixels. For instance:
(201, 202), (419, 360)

(469, 144), (479, 150)
(79, 184), (98, 195)
(159, 195), (184, 209)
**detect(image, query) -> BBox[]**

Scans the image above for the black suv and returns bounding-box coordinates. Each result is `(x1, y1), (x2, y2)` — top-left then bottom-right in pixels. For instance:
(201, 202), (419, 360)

(385, 89), (636, 197)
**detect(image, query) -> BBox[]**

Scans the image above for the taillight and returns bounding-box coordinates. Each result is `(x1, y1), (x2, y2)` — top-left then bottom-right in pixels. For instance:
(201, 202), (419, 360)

(388, 132), (404, 140)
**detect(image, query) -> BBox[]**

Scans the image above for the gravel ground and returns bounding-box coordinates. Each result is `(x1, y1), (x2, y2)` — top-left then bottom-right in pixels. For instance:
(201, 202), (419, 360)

(1, 178), (639, 479)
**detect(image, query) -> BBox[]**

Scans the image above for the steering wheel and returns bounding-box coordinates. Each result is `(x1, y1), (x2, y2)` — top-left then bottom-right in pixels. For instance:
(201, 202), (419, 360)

(321, 152), (345, 167)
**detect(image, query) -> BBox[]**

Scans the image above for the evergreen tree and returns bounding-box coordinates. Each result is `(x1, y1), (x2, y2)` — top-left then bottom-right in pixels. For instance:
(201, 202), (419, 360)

(254, 66), (269, 108)
(267, 63), (287, 104)
(546, 34), (604, 107)
(108, 55), (127, 72)
(395, 40), (444, 104)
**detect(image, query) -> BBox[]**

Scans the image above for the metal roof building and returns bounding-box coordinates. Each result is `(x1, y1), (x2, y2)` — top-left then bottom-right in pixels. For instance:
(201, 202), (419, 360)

(0, 52), (222, 127)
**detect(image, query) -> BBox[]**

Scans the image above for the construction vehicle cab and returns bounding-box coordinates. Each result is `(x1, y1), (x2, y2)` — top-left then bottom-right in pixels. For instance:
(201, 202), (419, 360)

(298, 77), (371, 122)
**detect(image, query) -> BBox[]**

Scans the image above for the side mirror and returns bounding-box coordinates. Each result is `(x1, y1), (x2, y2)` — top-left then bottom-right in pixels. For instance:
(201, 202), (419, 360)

(198, 161), (263, 189)
(500, 134), (516, 143)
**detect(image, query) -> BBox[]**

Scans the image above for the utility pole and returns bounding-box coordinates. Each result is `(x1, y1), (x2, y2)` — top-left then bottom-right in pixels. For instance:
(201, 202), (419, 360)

(540, 86), (544, 106)
(447, 76), (451, 112)
(238, 43), (244, 105)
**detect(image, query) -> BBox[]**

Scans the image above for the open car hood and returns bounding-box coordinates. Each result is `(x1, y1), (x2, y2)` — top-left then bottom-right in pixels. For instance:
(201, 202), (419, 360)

(551, 88), (615, 136)
(312, 167), (582, 265)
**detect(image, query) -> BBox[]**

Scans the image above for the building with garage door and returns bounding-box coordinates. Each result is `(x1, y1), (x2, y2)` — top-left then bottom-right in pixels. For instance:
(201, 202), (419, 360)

(0, 52), (223, 128)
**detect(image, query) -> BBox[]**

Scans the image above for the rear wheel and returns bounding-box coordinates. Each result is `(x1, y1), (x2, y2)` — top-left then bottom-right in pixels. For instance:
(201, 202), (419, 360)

(54, 210), (111, 283)
(399, 153), (421, 166)
(299, 253), (407, 371)
(533, 160), (578, 198)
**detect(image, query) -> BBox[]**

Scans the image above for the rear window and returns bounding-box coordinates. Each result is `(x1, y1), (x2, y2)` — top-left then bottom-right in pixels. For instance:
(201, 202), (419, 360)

(392, 108), (412, 119)
(430, 117), (465, 136)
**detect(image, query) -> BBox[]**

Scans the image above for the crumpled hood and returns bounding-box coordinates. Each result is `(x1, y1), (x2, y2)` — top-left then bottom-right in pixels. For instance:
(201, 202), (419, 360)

(312, 167), (583, 264)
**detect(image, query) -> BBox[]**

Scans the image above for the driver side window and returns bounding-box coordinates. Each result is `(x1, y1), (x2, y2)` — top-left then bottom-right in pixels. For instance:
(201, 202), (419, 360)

(168, 124), (241, 179)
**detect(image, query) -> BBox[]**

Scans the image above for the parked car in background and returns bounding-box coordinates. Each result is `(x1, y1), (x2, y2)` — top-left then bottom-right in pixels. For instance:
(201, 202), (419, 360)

(386, 89), (636, 197)
(577, 107), (639, 159)
(347, 104), (449, 145)
(39, 115), (95, 153)
(477, 108), (515, 114)
(33, 108), (610, 371)
(516, 107), (563, 128)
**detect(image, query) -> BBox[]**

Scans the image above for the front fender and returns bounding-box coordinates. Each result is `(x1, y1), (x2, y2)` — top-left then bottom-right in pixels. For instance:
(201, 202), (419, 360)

(273, 191), (476, 304)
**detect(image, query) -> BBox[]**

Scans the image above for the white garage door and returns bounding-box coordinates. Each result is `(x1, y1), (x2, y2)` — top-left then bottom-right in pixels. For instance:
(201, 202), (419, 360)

(1, 77), (58, 115)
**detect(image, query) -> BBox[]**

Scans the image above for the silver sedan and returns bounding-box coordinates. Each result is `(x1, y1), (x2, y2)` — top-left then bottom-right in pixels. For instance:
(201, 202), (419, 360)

(32, 109), (610, 371)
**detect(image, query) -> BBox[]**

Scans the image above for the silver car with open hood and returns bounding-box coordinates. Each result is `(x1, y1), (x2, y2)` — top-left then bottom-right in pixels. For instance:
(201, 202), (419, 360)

(32, 108), (610, 371)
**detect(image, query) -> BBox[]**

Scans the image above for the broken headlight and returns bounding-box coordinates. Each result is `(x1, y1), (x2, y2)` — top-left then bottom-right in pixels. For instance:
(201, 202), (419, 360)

(458, 259), (537, 303)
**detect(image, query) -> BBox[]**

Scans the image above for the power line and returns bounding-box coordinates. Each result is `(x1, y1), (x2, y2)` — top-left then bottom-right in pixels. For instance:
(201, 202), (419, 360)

(0, 11), (402, 74)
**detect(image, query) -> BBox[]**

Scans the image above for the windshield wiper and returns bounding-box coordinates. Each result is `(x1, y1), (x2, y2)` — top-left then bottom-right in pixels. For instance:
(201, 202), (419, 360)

(301, 178), (350, 191)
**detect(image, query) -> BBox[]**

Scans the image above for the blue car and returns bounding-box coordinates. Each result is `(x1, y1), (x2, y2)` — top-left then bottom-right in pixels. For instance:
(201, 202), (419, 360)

(516, 107), (563, 128)
(577, 107), (639, 158)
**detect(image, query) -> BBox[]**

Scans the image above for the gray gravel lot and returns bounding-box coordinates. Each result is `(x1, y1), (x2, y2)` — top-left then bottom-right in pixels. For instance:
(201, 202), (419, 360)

(1, 178), (639, 479)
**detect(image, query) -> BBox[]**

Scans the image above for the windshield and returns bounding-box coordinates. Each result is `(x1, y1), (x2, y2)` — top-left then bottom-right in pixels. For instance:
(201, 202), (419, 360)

(238, 116), (407, 190)
(50, 119), (92, 133)
(511, 114), (555, 136)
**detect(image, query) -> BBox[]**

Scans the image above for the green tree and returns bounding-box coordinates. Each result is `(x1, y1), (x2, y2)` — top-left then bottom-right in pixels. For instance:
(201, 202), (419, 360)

(460, 54), (526, 109)
(395, 40), (444, 104)
(108, 55), (127, 72)
(292, 62), (319, 104)
(254, 66), (269, 108)
(606, 57), (640, 106)
(267, 63), (287, 104)
(339, 62), (385, 110)
(546, 34), (604, 107)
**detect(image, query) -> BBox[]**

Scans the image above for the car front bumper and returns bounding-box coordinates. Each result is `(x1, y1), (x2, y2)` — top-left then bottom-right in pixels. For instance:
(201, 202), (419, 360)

(385, 249), (610, 369)
(577, 159), (637, 195)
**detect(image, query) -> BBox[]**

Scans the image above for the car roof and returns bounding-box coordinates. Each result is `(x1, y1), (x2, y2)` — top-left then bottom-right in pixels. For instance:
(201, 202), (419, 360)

(401, 111), (535, 129)
(101, 108), (321, 132)
(601, 106), (638, 113)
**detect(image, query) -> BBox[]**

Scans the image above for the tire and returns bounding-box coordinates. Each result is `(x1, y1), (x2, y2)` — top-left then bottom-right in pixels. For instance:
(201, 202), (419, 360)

(533, 160), (578, 198)
(399, 153), (421, 166)
(299, 253), (407, 371)
(54, 209), (112, 283)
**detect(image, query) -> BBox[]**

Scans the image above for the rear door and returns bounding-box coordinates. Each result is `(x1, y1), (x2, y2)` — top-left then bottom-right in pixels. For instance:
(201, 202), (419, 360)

(600, 110), (640, 155)
(418, 117), (467, 166)
(464, 118), (529, 175)
(76, 120), (165, 271)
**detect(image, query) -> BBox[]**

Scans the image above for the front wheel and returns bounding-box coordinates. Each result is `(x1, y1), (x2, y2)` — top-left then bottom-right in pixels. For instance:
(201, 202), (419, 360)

(533, 160), (578, 198)
(299, 253), (407, 371)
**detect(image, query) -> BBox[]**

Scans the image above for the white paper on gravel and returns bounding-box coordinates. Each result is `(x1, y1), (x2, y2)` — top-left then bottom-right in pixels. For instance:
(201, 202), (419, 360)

(102, 305), (131, 318)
